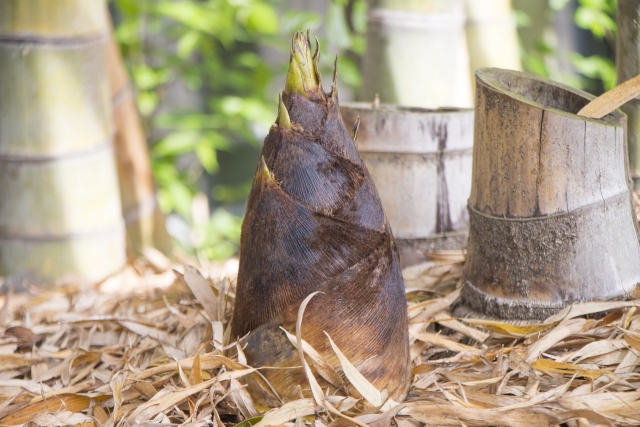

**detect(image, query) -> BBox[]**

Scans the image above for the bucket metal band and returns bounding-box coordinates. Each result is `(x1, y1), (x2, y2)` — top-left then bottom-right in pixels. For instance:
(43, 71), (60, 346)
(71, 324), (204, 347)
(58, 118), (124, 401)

(0, 221), (125, 242)
(0, 135), (114, 163)
(0, 31), (108, 47)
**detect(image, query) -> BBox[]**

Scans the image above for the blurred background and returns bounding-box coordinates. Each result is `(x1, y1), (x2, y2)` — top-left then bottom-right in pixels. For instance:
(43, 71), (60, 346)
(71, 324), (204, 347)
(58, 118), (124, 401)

(107, 0), (617, 261)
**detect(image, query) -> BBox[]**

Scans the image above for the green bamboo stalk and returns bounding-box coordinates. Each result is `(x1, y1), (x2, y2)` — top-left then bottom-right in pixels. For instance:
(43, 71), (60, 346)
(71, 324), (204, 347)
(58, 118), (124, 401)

(616, 0), (640, 190)
(0, 0), (126, 285)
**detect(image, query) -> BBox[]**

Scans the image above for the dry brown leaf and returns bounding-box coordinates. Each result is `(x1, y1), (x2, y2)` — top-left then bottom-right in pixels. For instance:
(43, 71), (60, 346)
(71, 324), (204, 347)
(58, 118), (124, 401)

(295, 291), (325, 407)
(281, 327), (343, 388)
(0, 394), (91, 425)
(531, 359), (606, 379)
(523, 318), (586, 362)
(253, 399), (318, 427)
(325, 332), (397, 411)
(410, 330), (483, 354)
(183, 265), (220, 322)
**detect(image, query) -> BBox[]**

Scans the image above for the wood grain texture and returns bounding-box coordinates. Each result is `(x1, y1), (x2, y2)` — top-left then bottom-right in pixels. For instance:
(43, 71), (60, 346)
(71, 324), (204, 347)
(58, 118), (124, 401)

(0, 1), (125, 284)
(459, 68), (640, 320)
(340, 103), (473, 253)
(577, 74), (640, 119)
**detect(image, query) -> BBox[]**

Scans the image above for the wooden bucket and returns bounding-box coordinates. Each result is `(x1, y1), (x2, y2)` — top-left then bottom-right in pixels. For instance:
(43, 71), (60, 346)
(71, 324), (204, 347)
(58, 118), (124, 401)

(459, 68), (640, 320)
(341, 103), (474, 262)
(0, 0), (126, 285)
(362, 0), (472, 108)
(616, 0), (640, 190)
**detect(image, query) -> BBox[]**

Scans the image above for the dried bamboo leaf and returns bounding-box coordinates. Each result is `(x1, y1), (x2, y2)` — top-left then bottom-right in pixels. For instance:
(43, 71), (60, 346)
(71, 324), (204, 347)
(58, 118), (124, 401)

(253, 399), (318, 427)
(523, 319), (587, 362)
(433, 312), (489, 343)
(461, 319), (557, 337)
(325, 332), (397, 411)
(295, 292), (326, 407)
(281, 327), (343, 388)
(405, 404), (561, 426)
(530, 359), (605, 379)
(544, 301), (640, 324)
(183, 265), (219, 322)
(0, 394), (91, 425)
(229, 378), (259, 420)
(410, 331), (483, 354)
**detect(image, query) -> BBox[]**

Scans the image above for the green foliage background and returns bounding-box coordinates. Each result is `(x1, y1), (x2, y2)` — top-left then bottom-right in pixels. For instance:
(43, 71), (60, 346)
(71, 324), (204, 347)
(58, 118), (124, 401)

(108, 0), (616, 261)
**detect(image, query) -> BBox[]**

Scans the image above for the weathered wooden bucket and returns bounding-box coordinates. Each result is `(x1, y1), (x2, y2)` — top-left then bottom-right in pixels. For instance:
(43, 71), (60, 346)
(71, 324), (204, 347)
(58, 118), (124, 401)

(362, 0), (472, 108)
(459, 68), (640, 320)
(341, 103), (474, 262)
(0, 0), (126, 285)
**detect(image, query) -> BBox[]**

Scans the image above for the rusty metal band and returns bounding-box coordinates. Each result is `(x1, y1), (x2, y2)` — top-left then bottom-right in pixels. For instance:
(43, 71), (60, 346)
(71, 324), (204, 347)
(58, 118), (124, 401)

(0, 135), (114, 163)
(0, 221), (125, 242)
(0, 31), (108, 47)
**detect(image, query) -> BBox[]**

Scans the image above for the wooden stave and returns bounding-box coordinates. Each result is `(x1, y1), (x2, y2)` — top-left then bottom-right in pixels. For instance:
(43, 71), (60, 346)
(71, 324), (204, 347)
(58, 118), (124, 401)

(461, 68), (640, 319)
(341, 103), (473, 249)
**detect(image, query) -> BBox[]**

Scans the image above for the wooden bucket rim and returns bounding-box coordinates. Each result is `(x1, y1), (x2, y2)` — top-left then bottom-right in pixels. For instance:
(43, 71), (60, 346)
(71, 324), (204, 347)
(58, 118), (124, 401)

(341, 102), (473, 115)
(475, 67), (625, 127)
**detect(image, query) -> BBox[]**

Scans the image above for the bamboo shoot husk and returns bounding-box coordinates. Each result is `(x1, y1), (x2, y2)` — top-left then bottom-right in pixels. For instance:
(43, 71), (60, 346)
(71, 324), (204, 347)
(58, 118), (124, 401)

(0, 0), (125, 285)
(231, 32), (410, 407)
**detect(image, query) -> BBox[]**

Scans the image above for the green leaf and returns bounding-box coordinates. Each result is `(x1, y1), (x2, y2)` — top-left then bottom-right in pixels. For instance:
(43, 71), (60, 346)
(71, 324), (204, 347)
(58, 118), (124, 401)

(195, 139), (219, 174)
(152, 131), (201, 157)
(246, 3), (278, 34)
(326, 2), (351, 49)
(156, 1), (221, 35)
(177, 30), (202, 58)
(549, 0), (572, 11)
(137, 90), (159, 116)
(570, 53), (616, 90)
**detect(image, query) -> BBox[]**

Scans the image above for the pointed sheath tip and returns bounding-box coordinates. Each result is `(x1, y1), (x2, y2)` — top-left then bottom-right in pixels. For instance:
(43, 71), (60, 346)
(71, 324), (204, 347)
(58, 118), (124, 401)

(257, 156), (273, 182)
(284, 30), (320, 98)
(277, 93), (292, 129)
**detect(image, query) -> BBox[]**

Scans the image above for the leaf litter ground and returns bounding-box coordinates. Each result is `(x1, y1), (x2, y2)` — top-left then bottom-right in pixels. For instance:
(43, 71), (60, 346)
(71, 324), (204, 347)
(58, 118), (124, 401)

(0, 247), (639, 427)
